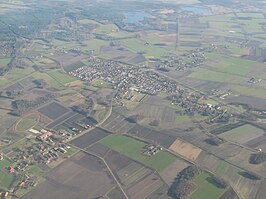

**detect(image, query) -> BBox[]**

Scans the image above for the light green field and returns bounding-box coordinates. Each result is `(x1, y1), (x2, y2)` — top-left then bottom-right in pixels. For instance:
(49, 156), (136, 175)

(93, 24), (118, 34)
(16, 117), (39, 132)
(25, 165), (44, 177)
(120, 38), (174, 58)
(0, 58), (11, 67)
(31, 72), (65, 90)
(237, 12), (264, 18)
(189, 172), (227, 199)
(0, 67), (35, 88)
(176, 115), (191, 123)
(47, 70), (78, 84)
(220, 124), (265, 144)
(0, 158), (16, 189)
(99, 135), (176, 172)
(231, 85), (266, 99)
(222, 57), (253, 76)
(78, 19), (100, 25)
(215, 161), (228, 175)
(188, 69), (244, 84)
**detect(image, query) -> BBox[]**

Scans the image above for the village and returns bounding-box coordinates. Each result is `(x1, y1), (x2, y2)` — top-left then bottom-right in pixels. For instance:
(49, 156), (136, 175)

(69, 58), (177, 99)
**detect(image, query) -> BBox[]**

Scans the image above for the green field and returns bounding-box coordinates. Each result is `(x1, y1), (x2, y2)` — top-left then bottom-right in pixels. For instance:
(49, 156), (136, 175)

(231, 85), (266, 99)
(189, 172), (227, 199)
(215, 161), (228, 175)
(0, 58), (11, 67)
(188, 69), (244, 84)
(99, 135), (176, 172)
(220, 124), (265, 144)
(25, 165), (44, 177)
(16, 117), (39, 132)
(47, 69), (78, 84)
(0, 158), (16, 189)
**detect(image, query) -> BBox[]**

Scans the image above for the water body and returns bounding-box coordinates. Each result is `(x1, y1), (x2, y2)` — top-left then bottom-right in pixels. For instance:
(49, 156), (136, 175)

(124, 11), (151, 24)
(181, 6), (212, 15)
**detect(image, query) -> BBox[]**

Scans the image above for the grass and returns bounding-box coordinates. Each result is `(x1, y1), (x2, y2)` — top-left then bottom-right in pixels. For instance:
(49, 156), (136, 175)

(215, 161), (228, 175)
(47, 69), (78, 85)
(25, 165), (44, 177)
(0, 58), (11, 67)
(120, 38), (174, 59)
(16, 117), (39, 132)
(231, 85), (266, 99)
(99, 135), (176, 172)
(188, 69), (244, 84)
(0, 158), (16, 189)
(189, 172), (227, 199)
(176, 115), (191, 123)
(31, 71), (65, 90)
(0, 67), (35, 88)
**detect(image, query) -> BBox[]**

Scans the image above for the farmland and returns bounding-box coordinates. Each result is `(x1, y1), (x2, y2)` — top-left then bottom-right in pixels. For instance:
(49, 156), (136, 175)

(220, 124), (265, 144)
(99, 135), (176, 172)
(0, 0), (266, 198)
(189, 172), (227, 199)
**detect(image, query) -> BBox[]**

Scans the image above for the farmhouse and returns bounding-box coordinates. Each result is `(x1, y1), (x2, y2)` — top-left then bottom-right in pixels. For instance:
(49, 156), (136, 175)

(38, 129), (53, 141)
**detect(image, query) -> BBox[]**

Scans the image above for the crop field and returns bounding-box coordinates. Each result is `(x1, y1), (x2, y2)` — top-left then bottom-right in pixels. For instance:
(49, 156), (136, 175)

(169, 139), (202, 161)
(70, 127), (111, 149)
(21, 152), (116, 199)
(38, 102), (70, 120)
(99, 135), (176, 172)
(219, 124), (265, 144)
(88, 143), (171, 198)
(189, 172), (227, 199)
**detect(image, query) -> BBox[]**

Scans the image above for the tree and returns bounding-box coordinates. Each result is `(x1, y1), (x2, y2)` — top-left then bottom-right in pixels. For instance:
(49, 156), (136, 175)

(249, 152), (266, 164)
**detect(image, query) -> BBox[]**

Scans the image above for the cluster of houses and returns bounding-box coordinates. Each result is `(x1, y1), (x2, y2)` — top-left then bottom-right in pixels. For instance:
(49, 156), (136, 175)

(158, 46), (216, 71)
(69, 58), (177, 100)
(169, 88), (229, 122)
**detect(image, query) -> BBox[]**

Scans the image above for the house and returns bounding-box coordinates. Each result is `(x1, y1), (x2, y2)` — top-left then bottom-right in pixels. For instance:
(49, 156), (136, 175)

(38, 130), (52, 141)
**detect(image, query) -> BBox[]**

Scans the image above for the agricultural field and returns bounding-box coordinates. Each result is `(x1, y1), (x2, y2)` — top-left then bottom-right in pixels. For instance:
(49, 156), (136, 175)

(189, 172), (227, 199)
(0, 158), (16, 189)
(219, 124), (265, 144)
(169, 139), (202, 161)
(99, 135), (177, 172)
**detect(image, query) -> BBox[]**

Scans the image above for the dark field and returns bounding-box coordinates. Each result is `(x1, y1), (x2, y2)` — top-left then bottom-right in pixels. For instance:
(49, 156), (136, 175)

(127, 125), (176, 148)
(70, 127), (111, 149)
(22, 152), (115, 199)
(46, 111), (77, 129)
(225, 96), (266, 110)
(38, 102), (70, 120)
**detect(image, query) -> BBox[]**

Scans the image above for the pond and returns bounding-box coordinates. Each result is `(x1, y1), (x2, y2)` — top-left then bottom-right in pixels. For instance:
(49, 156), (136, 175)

(123, 11), (151, 24)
